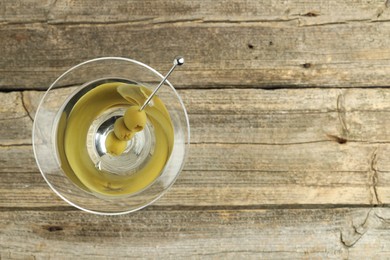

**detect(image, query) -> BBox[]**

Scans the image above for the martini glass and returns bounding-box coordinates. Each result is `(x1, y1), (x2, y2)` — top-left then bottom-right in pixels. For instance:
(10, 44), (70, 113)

(33, 57), (190, 215)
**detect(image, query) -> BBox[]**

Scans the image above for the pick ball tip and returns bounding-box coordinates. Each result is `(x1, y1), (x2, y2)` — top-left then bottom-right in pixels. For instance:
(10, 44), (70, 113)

(174, 56), (185, 66)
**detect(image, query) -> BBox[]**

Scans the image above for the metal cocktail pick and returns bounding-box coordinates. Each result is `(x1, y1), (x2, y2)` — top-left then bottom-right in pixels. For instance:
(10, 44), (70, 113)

(139, 56), (184, 111)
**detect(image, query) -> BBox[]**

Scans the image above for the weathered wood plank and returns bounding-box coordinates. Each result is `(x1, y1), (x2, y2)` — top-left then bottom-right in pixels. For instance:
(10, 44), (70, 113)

(182, 88), (390, 143)
(13, 88), (390, 145)
(0, 208), (390, 259)
(1, 21), (390, 89)
(2, 0), (390, 24)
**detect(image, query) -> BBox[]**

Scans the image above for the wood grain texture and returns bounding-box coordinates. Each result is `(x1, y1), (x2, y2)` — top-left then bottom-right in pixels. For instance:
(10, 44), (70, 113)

(2, 0), (390, 24)
(13, 87), (390, 144)
(0, 208), (390, 259)
(1, 88), (390, 209)
(2, 0), (390, 258)
(1, 1), (390, 89)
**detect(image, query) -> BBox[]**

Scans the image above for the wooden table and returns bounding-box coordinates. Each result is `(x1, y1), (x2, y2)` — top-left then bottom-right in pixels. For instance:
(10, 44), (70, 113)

(1, 0), (390, 258)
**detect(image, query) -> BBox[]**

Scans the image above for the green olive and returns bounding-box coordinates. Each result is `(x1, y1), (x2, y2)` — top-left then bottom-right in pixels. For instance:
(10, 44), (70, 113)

(124, 105), (147, 132)
(105, 132), (127, 156)
(114, 117), (135, 141)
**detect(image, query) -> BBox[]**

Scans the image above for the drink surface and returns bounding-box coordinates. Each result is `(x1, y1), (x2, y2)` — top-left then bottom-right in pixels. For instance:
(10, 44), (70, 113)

(55, 79), (174, 197)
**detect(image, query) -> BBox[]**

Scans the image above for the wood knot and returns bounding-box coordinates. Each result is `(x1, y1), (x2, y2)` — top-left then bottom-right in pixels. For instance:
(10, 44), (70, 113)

(302, 63), (312, 68)
(247, 43), (254, 49)
(302, 11), (320, 17)
(47, 226), (63, 232)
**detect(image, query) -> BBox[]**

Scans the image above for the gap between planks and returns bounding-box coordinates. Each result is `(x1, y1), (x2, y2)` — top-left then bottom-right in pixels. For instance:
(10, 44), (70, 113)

(2, 85), (390, 93)
(0, 204), (389, 212)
